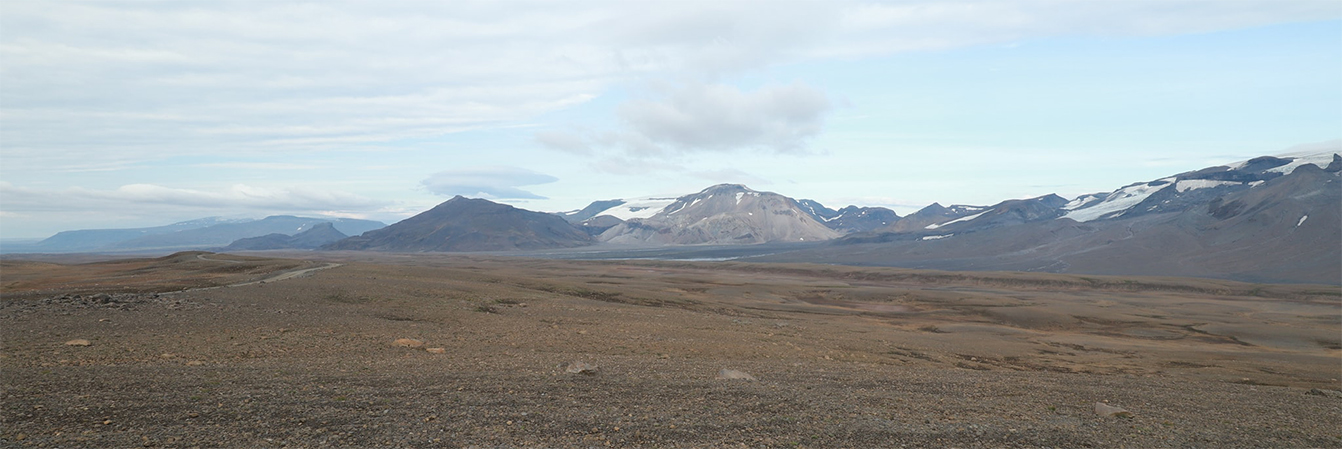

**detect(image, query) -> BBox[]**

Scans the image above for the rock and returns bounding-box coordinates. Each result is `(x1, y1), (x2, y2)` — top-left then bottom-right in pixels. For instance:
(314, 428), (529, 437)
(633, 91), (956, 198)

(185, 361), (206, 366)
(1306, 388), (1342, 399)
(392, 338), (425, 348)
(1094, 402), (1132, 418)
(64, 339), (92, 347)
(564, 361), (599, 375)
(717, 369), (756, 381)
(425, 347), (446, 354)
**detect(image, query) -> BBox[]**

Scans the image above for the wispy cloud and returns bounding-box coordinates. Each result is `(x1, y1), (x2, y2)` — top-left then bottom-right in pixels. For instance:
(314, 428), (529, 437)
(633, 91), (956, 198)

(420, 166), (559, 199)
(0, 181), (388, 213)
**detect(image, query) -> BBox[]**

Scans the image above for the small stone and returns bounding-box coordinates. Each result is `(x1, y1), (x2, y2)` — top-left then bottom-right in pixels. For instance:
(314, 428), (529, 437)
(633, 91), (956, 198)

(425, 347), (446, 354)
(185, 360), (206, 366)
(1306, 388), (1342, 399)
(717, 369), (756, 381)
(1094, 402), (1132, 418)
(565, 361), (599, 375)
(392, 338), (425, 348)
(64, 339), (92, 347)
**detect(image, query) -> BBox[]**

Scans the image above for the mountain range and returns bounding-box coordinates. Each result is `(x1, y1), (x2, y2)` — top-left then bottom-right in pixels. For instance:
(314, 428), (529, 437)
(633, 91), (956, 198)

(12, 151), (1338, 283)
(23, 216), (385, 253)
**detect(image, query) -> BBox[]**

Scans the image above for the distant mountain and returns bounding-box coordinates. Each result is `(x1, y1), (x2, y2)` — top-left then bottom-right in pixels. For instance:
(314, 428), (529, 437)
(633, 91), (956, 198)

(107, 216), (384, 251)
(757, 151), (1341, 284)
(28, 216), (384, 253)
(881, 203), (989, 233)
(223, 222), (348, 251)
(824, 206), (900, 233)
(324, 196), (594, 252)
(796, 200), (900, 234)
(559, 199), (628, 223)
(599, 184), (841, 245)
(562, 195), (682, 222)
(32, 217), (251, 252)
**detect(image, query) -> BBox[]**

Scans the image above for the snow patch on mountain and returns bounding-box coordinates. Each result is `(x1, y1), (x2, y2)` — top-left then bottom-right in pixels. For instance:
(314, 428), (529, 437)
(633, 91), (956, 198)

(1175, 179), (1240, 192)
(598, 196), (678, 220)
(1063, 181), (1171, 223)
(925, 211), (988, 229)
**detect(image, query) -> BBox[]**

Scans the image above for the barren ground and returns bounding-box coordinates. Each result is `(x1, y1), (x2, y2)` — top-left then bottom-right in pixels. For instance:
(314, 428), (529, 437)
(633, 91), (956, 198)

(2, 251), (1340, 448)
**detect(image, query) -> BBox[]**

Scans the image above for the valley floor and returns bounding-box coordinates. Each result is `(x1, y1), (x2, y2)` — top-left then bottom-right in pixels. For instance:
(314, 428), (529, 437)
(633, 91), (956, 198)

(2, 252), (1339, 447)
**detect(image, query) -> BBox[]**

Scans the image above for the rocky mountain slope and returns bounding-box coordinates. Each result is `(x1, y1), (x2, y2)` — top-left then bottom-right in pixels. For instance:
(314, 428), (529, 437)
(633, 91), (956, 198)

(598, 184), (841, 245)
(324, 196), (593, 252)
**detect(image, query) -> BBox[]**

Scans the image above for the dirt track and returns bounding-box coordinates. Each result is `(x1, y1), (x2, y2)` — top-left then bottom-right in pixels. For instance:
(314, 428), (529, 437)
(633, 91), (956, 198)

(2, 252), (1339, 447)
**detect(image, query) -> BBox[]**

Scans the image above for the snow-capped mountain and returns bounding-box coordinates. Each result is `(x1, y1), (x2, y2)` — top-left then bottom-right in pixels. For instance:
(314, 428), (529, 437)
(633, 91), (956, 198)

(599, 184), (841, 245)
(775, 150), (1341, 284)
(1061, 152), (1340, 223)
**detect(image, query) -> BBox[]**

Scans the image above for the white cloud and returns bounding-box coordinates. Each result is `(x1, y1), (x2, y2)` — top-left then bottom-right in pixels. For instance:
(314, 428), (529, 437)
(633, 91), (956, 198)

(3, 1), (1331, 169)
(621, 82), (832, 153)
(420, 166), (559, 199)
(538, 82), (832, 159)
(0, 181), (387, 213)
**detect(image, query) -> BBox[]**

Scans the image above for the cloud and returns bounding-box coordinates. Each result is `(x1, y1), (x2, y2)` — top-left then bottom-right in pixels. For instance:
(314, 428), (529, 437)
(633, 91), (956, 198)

(621, 82), (831, 153)
(537, 82), (832, 160)
(0, 181), (388, 213)
(420, 166), (559, 199)
(3, 1), (1332, 170)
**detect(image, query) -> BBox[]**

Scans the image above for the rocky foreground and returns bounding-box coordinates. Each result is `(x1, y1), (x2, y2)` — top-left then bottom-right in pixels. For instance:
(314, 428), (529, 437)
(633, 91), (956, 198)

(2, 252), (1339, 447)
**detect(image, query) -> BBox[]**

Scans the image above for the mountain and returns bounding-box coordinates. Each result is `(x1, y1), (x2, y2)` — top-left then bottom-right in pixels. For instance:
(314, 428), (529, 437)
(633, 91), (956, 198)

(31, 217), (251, 252)
(223, 222), (349, 251)
(796, 200), (900, 233)
(824, 206), (900, 233)
(881, 203), (989, 232)
(598, 184), (841, 245)
(107, 216), (385, 251)
(324, 196), (594, 252)
(28, 216), (384, 253)
(562, 195), (682, 222)
(559, 199), (628, 223)
(756, 151), (1341, 284)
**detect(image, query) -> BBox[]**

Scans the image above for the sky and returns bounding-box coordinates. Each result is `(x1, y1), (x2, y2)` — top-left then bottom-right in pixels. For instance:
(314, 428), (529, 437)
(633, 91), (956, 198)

(2, 1), (1340, 239)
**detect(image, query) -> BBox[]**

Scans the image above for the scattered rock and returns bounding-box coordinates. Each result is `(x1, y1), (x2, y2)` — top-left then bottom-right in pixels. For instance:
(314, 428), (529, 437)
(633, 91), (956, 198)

(1306, 388), (1342, 399)
(64, 339), (92, 347)
(392, 338), (425, 348)
(425, 347), (446, 354)
(185, 360), (206, 366)
(1094, 402), (1132, 418)
(717, 369), (756, 381)
(564, 361), (599, 375)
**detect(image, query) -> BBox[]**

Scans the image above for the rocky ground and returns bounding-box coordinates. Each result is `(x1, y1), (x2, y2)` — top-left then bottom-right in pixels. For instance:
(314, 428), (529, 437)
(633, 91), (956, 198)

(2, 252), (1339, 448)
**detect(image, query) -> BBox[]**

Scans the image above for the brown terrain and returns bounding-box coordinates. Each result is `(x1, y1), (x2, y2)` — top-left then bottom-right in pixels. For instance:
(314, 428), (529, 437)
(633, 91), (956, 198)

(2, 251), (1340, 448)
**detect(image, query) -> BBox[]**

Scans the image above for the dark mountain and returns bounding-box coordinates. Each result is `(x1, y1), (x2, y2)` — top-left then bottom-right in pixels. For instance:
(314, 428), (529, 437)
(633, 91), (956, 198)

(224, 222), (349, 251)
(755, 154), (1341, 284)
(796, 199), (900, 233)
(796, 199), (838, 222)
(107, 216), (384, 251)
(598, 184), (840, 245)
(575, 215), (624, 236)
(324, 196), (594, 252)
(826, 206), (900, 233)
(881, 203), (988, 232)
